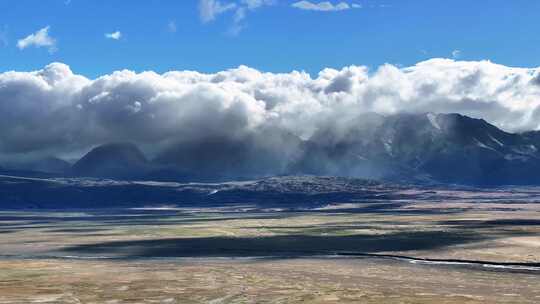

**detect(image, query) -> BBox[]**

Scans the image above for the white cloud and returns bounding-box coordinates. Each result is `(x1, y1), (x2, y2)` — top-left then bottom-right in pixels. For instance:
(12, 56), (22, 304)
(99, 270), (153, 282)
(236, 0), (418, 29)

(17, 26), (57, 53)
(230, 1), (273, 35)
(105, 31), (122, 40)
(452, 49), (461, 59)
(199, 0), (273, 35)
(199, 0), (237, 23)
(241, 0), (274, 10)
(1, 59), (540, 160)
(292, 1), (354, 11)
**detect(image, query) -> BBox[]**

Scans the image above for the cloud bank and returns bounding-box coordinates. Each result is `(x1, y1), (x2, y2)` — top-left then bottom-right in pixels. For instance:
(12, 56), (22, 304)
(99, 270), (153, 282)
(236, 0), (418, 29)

(1, 59), (540, 162)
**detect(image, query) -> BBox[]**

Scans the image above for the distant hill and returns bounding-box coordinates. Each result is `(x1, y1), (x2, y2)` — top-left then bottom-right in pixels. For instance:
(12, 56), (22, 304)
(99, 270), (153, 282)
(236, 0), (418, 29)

(0, 175), (398, 209)
(0, 156), (71, 175)
(26, 157), (72, 174)
(71, 142), (150, 179)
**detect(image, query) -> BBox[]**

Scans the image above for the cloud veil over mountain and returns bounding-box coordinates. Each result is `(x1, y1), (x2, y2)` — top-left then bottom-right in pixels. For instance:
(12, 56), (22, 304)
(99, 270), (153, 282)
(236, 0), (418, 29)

(1, 59), (540, 164)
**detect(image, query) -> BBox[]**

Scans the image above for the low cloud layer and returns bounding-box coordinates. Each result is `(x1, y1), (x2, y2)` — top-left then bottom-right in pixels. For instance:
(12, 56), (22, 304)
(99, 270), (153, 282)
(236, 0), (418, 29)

(1, 59), (540, 161)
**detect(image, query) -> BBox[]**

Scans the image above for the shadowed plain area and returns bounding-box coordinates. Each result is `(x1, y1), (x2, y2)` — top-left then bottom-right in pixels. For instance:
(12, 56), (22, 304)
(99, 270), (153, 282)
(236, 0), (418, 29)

(438, 219), (540, 228)
(60, 231), (485, 258)
(2, 199), (540, 263)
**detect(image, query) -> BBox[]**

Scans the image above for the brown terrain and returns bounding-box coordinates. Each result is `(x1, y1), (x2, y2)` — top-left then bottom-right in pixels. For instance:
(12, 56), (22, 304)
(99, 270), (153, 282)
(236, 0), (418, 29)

(1, 186), (540, 303)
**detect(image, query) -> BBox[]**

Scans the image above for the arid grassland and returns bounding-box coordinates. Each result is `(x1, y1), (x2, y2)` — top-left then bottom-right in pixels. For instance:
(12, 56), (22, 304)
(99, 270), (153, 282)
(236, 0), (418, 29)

(1, 187), (540, 303)
(1, 258), (539, 304)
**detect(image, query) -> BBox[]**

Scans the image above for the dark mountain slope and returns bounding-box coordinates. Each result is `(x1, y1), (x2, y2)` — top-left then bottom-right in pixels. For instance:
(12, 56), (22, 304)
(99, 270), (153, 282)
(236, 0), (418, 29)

(295, 113), (540, 185)
(71, 142), (150, 179)
(154, 128), (303, 181)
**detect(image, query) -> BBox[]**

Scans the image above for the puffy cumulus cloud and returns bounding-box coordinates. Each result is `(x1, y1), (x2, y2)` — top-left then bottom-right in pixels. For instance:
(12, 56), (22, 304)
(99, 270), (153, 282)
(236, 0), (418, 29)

(292, 1), (356, 11)
(531, 71), (540, 87)
(17, 26), (57, 53)
(0, 63), (89, 154)
(2, 59), (540, 161)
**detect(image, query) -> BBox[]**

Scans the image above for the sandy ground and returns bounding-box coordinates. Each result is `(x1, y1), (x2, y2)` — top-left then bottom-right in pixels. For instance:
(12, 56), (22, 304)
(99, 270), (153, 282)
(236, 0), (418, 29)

(0, 258), (539, 304)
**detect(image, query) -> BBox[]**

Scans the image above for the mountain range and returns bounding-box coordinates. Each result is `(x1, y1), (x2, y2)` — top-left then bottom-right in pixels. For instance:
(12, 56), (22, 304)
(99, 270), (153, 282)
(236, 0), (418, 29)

(296, 113), (540, 185)
(2, 112), (540, 186)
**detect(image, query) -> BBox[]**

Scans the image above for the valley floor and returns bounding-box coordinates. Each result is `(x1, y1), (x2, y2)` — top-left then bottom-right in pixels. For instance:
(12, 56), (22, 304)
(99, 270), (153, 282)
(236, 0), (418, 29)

(1, 189), (540, 303)
(1, 257), (539, 304)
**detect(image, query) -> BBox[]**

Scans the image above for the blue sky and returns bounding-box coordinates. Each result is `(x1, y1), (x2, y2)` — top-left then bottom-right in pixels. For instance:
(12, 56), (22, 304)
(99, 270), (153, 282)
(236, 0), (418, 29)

(1, 0), (540, 77)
